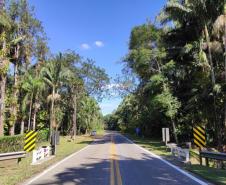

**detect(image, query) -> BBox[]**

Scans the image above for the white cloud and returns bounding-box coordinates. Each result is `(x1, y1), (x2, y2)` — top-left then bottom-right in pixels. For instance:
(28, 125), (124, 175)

(110, 92), (118, 96)
(81, 44), (91, 50)
(100, 103), (115, 107)
(102, 84), (122, 89)
(95, 41), (104, 47)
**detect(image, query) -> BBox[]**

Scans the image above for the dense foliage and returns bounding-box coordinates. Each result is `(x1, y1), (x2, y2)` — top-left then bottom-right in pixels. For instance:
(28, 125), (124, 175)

(0, 130), (49, 152)
(0, 0), (109, 139)
(106, 0), (226, 152)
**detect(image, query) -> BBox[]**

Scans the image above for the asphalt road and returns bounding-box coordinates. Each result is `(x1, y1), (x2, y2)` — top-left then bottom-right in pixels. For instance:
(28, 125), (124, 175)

(22, 131), (212, 185)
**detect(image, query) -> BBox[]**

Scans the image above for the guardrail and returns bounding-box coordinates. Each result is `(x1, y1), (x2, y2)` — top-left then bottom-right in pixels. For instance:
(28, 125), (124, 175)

(171, 146), (190, 163)
(200, 151), (226, 166)
(167, 142), (192, 149)
(0, 151), (26, 165)
(32, 146), (51, 164)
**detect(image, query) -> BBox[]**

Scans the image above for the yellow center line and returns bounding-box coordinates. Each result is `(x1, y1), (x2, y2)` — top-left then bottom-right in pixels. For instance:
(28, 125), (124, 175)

(111, 134), (115, 185)
(112, 135), (123, 185)
(110, 133), (123, 185)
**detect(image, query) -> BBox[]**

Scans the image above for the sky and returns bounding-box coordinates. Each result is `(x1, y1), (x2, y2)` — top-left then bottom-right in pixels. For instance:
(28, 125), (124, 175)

(27, 0), (167, 116)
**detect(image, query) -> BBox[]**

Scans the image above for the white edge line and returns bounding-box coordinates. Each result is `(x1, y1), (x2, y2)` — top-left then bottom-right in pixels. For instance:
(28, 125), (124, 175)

(26, 133), (109, 185)
(25, 134), (109, 185)
(121, 135), (208, 185)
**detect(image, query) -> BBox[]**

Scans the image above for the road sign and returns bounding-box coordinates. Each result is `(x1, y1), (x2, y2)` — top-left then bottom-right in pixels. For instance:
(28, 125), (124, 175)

(162, 128), (170, 152)
(193, 126), (206, 148)
(51, 131), (60, 145)
(136, 128), (139, 133)
(24, 131), (37, 152)
(162, 128), (170, 142)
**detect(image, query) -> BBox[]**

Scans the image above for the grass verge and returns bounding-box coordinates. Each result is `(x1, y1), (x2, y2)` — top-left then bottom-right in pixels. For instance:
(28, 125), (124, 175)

(121, 132), (226, 185)
(0, 130), (105, 185)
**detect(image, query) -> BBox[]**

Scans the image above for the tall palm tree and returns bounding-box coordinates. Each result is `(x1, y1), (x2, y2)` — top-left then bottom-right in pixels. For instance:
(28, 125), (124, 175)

(156, 0), (224, 150)
(21, 71), (45, 131)
(156, 0), (218, 88)
(8, 32), (24, 135)
(0, 0), (11, 136)
(213, 2), (226, 128)
(40, 53), (71, 136)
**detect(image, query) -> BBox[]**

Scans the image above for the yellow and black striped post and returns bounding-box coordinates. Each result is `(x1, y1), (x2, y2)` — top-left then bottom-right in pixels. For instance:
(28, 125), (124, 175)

(24, 131), (37, 152)
(193, 126), (206, 165)
(193, 126), (206, 148)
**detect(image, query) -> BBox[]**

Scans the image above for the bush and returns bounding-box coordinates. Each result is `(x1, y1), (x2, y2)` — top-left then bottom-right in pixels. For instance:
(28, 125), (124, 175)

(0, 130), (49, 153)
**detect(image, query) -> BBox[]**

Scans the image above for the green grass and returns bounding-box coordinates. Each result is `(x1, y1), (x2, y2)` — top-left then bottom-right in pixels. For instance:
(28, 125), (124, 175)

(96, 129), (106, 136)
(121, 132), (226, 185)
(184, 165), (226, 185)
(0, 131), (105, 185)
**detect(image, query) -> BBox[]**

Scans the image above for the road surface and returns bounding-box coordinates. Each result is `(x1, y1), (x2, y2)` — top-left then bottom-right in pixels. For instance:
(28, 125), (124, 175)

(22, 131), (211, 185)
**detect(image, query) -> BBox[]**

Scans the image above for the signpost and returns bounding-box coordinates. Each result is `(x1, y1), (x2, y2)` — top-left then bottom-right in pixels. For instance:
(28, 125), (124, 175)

(162, 128), (170, 152)
(51, 131), (60, 155)
(136, 128), (139, 137)
(24, 131), (37, 152)
(24, 131), (37, 163)
(193, 126), (206, 165)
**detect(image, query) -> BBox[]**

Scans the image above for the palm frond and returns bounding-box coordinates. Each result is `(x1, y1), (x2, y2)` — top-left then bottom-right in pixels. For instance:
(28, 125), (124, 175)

(155, 2), (192, 23)
(43, 77), (54, 87)
(47, 93), (61, 102)
(40, 67), (53, 82)
(213, 15), (226, 37)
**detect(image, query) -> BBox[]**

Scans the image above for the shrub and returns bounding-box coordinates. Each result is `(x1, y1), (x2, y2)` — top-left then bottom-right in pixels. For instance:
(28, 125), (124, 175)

(0, 130), (49, 153)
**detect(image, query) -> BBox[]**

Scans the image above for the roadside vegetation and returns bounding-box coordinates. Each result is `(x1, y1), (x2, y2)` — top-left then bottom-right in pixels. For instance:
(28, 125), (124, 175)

(0, 130), (105, 185)
(106, 0), (226, 154)
(121, 132), (226, 185)
(0, 1), (108, 183)
(0, 0), (109, 139)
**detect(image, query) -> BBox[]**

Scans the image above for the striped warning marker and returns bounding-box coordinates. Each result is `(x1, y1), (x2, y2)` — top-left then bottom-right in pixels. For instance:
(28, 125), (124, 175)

(24, 131), (37, 152)
(193, 126), (206, 148)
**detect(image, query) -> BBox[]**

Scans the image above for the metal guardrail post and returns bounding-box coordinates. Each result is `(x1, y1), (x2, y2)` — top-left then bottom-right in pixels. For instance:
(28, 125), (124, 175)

(185, 149), (189, 162)
(199, 151), (203, 166)
(18, 158), (21, 165)
(205, 157), (209, 166)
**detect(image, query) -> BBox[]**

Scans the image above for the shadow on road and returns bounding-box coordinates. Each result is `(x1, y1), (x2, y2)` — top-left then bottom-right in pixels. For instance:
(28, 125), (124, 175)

(32, 152), (198, 185)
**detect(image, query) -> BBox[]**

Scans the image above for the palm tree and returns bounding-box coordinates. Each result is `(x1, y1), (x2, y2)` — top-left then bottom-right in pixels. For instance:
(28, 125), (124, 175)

(156, 0), (218, 88)
(0, 0), (11, 136)
(8, 32), (24, 135)
(213, 3), (226, 128)
(156, 0), (224, 150)
(21, 71), (45, 131)
(40, 53), (71, 136)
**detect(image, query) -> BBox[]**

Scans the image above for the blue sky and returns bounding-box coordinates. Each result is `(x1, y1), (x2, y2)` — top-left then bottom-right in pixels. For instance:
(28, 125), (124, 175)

(28, 0), (167, 115)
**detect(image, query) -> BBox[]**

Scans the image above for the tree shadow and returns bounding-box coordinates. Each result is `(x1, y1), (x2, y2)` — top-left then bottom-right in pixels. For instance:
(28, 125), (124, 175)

(31, 152), (201, 185)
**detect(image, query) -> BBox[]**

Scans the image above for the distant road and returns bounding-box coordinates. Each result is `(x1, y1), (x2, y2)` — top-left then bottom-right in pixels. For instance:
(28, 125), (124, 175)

(22, 131), (212, 185)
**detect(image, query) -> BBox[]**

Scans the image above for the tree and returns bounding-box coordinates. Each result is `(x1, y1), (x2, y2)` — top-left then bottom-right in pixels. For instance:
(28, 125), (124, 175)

(21, 70), (45, 131)
(40, 53), (71, 136)
(0, 0), (11, 136)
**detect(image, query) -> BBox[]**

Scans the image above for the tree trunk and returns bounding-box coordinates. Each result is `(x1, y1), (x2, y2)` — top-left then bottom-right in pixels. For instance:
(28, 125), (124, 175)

(88, 116), (91, 130)
(10, 57), (19, 135)
(73, 93), (77, 140)
(20, 117), (24, 134)
(28, 93), (33, 131)
(204, 26), (216, 86)
(33, 93), (39, 131)
(204, 26), (223, 152)
(0, 75), (6, 136)
(50, 98), (54, 136)
(0, 1), (7, 136)
(0, 0), (7, 136)
(224, 21), (226, 128)
(171, 117), (178, 144)
(33, 107), (37, 131)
